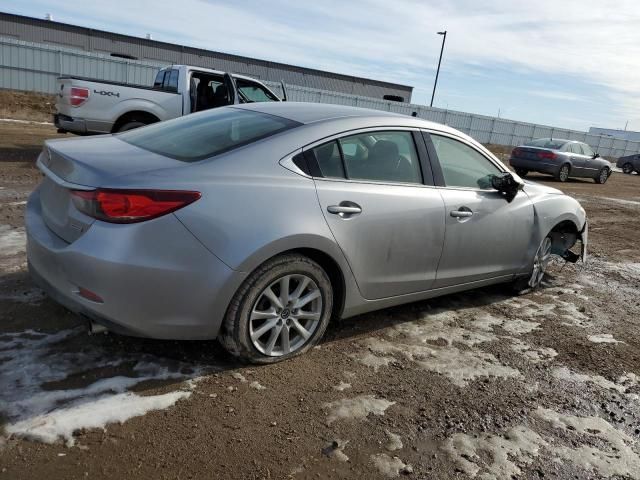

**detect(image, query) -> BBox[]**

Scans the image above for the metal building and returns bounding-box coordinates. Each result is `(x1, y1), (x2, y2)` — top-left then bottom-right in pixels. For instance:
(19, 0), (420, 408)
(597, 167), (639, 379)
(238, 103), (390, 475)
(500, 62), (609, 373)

(0, 12), (413, 101)
(588, 127), (640, 142)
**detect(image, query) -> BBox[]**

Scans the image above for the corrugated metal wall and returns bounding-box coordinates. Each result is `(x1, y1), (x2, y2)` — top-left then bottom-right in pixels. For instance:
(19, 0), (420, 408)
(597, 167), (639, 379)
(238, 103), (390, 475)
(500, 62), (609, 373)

(1, 37), (639, 158)
(0, 12), (413, 101)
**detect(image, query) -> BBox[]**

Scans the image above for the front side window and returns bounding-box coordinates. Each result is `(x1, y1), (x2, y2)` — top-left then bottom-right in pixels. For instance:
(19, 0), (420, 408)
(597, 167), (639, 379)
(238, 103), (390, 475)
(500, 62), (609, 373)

(581, 143), (594, 156)
(430, 134), (502, 189)
(119, 108), (300, 162)
(236, 79), (279, 103)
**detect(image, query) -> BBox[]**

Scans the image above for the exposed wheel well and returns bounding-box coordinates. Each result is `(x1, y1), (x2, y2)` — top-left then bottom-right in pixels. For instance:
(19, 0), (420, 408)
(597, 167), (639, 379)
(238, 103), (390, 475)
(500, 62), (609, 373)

(289, 248), (346, 321)
(111, 111), (160, 132)
(548, 220), (580, 259)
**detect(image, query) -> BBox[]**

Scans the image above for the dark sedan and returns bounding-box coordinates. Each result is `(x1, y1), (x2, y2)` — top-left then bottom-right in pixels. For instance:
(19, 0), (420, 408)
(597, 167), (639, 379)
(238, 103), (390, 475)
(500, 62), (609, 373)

(509, 138), (611, 183)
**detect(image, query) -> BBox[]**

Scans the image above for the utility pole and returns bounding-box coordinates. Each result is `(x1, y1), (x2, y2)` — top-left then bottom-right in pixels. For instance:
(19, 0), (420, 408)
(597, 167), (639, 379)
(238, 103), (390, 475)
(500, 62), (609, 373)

(430, 30), (447, 107)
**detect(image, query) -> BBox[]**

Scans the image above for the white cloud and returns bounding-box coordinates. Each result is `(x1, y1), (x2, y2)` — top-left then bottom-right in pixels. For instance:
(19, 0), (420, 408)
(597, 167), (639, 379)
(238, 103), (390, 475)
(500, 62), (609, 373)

(13, 0), (640, 128)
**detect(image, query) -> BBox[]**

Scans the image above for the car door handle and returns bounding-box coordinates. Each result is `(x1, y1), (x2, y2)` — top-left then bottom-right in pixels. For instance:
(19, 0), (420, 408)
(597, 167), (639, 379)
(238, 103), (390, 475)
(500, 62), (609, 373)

(450, 209), (473, 218)
(327, 205), (362, 215)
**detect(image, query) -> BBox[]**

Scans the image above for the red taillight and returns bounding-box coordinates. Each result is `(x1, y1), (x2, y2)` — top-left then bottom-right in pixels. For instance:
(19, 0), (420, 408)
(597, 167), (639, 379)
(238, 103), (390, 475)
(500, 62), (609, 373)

(71, 189), (201, 223)
(537, 150), (557, 160)
(69, 87), (90, 107)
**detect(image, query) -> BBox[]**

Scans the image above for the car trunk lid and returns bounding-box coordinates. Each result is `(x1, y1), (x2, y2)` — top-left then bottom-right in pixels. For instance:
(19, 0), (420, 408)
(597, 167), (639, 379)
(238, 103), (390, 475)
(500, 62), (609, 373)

(37, 136), (185, 243)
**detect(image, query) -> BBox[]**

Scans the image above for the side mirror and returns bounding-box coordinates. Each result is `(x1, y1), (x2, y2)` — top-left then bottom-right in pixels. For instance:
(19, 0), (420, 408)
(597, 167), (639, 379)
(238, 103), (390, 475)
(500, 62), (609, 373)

(491, 172), (522, 202)
(593, 153), (600, 159)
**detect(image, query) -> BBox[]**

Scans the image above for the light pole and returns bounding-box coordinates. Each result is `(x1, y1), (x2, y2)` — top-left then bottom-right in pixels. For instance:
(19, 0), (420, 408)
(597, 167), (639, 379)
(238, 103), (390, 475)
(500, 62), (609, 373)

(430, 30), (447, 107)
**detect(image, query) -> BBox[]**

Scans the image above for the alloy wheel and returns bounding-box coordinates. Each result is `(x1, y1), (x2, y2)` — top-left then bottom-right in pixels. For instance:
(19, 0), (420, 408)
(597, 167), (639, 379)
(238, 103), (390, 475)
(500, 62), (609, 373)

(623, 163), (633, 174)
(529, 237), (552, 288)
(559, 165), (570, 182)
(599, 168), (609, 184)
(249, 274), (322, 356)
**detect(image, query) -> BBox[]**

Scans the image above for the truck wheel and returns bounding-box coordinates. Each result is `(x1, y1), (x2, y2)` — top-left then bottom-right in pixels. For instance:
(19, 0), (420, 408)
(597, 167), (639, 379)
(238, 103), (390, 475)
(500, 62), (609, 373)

(622, 163), (634, 174)
(117, 121), (146, 132)
(594, 167), (610, 184)
(556, 164), (570, 182)
(220, 253), (333, 364)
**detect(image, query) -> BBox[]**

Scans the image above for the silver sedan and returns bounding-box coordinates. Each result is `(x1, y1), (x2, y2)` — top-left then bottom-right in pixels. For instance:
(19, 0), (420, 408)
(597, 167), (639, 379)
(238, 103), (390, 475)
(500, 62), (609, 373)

(26, 103), (587, 363)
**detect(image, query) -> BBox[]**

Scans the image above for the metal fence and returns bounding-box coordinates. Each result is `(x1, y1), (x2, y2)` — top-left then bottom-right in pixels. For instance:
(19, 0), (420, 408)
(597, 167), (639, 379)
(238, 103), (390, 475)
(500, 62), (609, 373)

(1, 36), (638, 158)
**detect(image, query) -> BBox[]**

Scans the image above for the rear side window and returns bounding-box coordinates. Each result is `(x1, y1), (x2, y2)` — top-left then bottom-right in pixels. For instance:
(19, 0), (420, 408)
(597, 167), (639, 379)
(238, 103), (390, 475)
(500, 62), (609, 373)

(119, 108), (301, 162)
(308, 131), (422, 185)
(430, 134), (501, 189)
(153, 70), (166, 88)
(310, 141), (345, 178)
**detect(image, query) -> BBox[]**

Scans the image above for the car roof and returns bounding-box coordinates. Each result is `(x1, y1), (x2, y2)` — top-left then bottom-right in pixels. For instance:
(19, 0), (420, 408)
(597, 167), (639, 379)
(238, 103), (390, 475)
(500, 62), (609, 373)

(234, 101), (455, 131)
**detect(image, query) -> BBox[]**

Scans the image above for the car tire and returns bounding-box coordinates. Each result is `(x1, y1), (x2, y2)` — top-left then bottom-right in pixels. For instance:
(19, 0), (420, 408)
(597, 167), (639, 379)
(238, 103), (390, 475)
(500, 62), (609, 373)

(220, 253), (333, 364)
(595, 167), (610, 184)
(117, 121), (147, 132)
(622, 163), (634, 174)
(515, 168), (529, 177)
(556, 164), (571, 182)
(513, 235), (553, 292)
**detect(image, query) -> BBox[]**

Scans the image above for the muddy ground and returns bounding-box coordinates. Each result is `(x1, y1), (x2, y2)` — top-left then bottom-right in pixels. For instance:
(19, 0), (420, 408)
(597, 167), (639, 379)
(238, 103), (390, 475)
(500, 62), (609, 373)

(1, 121), (640, 479)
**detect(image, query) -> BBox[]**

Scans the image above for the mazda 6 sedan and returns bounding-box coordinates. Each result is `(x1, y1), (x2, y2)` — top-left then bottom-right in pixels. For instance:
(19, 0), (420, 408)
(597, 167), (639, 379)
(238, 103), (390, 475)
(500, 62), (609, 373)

(26, 102), (587, 363)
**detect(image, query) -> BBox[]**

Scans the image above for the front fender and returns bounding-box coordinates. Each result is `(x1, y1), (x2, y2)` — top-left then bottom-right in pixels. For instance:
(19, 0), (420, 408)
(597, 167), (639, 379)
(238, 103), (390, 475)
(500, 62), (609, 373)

(522, 188), (587, 272)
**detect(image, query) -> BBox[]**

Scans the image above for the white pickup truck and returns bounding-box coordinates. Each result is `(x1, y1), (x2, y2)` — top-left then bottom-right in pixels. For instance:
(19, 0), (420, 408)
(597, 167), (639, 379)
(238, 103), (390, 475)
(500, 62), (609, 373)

(54, 65), (283, 134)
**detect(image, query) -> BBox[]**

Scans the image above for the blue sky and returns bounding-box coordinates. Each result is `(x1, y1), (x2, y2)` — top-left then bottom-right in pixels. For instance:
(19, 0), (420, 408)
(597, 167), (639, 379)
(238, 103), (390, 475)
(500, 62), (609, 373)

(5, 0), (640, 131)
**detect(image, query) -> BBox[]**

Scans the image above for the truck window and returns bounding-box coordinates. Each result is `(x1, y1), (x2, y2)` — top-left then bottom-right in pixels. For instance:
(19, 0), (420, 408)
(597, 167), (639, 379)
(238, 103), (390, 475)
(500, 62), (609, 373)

(165, 69), (179, 92)
(153, 70), (167, 88)
(236, 79), (278, 102)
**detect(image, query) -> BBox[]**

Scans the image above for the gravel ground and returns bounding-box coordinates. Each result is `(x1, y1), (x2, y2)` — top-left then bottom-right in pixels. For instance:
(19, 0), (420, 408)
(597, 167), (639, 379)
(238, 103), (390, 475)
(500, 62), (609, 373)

(1, 122), (640, 479)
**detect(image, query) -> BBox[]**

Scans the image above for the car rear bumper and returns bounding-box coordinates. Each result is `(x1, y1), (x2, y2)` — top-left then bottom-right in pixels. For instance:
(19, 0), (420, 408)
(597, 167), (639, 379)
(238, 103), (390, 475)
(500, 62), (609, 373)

(26, 186), (246, 340)
(54, 113), (87, 134)
(509, 157), (559, 175)
(53, 113), (113, 135)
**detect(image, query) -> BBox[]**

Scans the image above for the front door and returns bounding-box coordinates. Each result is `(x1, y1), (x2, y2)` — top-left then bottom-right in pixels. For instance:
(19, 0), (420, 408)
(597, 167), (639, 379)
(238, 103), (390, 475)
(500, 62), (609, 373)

(425, 133), (534, 288)
(310, 131), (446, 300)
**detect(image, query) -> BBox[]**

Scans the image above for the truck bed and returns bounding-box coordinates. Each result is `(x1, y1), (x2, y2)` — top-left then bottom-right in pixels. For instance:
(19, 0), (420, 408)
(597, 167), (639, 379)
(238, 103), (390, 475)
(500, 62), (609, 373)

(57, 76), (179, 94)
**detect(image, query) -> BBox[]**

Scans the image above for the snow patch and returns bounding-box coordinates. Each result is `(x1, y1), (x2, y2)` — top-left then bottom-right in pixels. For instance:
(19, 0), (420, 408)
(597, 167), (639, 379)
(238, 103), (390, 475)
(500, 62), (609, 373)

(231, 372), (247, 383)
(323, 395), (395, 424)
(443, 426), (547, 479)
(333, 381), (351, 392)
(384, 430), (403, 451)
(0, 329), (208, 445)
(509, 338), (557, 363)
(322, 439), (349, 462)
(0, 118), (51, 125)
(6, 391), (191, 445)
(0, 225), (26, 257)
(349, 351), (394, 371)
(249, 381), (266, 391)
(501, 319), (540, 335)
(588, 333), (623, 344)
(536, 408), (640, 478)
(370, 453), (410, 478)
(552, 366), (623, 393)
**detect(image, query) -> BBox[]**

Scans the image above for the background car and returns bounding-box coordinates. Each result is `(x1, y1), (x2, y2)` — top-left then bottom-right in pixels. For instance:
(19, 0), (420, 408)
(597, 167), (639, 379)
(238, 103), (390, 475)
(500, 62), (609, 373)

(26, 103), (587, 364)
(509, 138), (611, 183)
(617, 154), (640, 175)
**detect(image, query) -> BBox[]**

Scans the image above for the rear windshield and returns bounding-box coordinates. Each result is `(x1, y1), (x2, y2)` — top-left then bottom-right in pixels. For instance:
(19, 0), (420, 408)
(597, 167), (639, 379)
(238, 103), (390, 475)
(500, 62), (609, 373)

(118, 108), (300, 161)
(524, 138), (567, 150)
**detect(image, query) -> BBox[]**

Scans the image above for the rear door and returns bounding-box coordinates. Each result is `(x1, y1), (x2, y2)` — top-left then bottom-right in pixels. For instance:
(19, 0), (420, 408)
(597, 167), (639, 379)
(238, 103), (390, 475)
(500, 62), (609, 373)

(309, 129), (446, 300)
(424, 132), (534, 288)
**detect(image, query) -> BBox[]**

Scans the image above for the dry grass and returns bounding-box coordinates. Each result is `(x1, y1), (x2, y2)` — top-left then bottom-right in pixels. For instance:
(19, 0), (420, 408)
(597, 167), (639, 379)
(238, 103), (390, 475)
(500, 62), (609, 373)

(0, 89), (56, 123)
